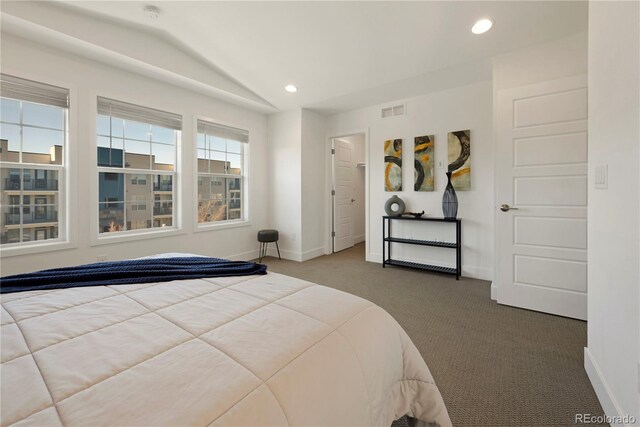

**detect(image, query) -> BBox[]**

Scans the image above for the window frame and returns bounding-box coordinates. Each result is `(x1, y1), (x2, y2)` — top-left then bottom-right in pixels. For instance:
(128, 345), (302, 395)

(92, 93), (184, 246)
(194, 117), (250, 232)
(0, 73), (74, 256)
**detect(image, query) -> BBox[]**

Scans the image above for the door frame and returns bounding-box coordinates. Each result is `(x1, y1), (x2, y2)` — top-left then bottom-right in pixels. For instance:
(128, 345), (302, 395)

(325, 129), (369, 257)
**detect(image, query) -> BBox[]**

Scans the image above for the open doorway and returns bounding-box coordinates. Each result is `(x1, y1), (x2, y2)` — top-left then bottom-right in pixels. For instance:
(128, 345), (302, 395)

(331, 133), (366, 255)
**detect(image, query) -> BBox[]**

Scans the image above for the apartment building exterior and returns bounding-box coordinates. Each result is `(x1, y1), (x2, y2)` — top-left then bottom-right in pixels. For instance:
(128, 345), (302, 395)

(1, 139), (62, 245)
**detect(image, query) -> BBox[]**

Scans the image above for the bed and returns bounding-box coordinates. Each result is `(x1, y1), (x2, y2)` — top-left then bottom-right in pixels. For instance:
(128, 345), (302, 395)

(0, 255), (451, 427)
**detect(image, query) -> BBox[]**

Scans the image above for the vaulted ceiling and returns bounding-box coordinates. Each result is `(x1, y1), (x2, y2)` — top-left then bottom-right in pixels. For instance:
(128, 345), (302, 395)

(1, 1), (588, 114)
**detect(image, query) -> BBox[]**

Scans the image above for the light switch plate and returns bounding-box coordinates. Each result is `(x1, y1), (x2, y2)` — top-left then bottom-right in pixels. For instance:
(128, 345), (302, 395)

(595, 165), (608, 189)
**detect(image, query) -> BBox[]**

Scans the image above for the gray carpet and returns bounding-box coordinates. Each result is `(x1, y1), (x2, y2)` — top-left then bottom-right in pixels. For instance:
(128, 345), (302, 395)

(261, 243), (604, 427)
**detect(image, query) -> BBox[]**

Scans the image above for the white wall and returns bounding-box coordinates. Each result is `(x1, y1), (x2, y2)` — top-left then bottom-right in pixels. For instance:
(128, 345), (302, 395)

(301, 109), (327, 258)
(267, 109), (302, 258)
(1, 33), (269, 275)
(585, 1), (640, 422)
(326, 81), (494, 280)
(266, 108), (326, 261)
(492, 32), (587, 91)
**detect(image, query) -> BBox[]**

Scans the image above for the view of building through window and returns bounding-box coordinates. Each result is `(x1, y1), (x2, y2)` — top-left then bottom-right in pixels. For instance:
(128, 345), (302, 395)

(1, 90), (67, 246)
(96, 104), (178, 234)
(197, 120), (246, 224)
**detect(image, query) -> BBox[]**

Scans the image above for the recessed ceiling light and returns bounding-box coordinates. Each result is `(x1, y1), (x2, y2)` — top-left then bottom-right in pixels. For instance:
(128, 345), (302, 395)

(143, 5), (161, 20)
(284, 84), (297, 93)
(471, 18), (493, 35)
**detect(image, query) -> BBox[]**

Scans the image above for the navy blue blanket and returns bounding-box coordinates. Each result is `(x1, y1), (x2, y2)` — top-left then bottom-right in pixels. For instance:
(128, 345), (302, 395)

(0, 257), (267, 294)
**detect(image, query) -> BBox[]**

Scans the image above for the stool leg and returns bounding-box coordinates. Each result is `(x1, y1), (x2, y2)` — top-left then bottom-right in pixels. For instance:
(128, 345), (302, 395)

(276, 241), (281, 260)
(259, 242), (264, 263)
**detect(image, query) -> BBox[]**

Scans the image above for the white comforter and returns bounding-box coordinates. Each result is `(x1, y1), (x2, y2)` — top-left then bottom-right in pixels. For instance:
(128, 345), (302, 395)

(1, 270), (451, 427)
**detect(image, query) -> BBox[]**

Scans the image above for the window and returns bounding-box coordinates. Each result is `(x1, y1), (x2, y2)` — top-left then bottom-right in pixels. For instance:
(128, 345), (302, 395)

(196, 120), (248, 224)
(0, 74), (68, 247)
(97, 97), (180, 235)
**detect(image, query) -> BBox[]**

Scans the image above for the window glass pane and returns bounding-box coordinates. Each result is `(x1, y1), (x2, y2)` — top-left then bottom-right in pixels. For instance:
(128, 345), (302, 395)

(0, 123), (20, 162)
(26, 203), (58, 225)
(125, 201), (152, 231)
(226, 140), (242, 154)
(210, 177), (227, 199)
(23, 102), (63, 130)
(99, 172), (125, 203)
(110, 117), (124, 137)
(1, 99), (20, 123)
(209, 151), (226, 174)
(197, 198), (226, 223)
(197, 149), (208, 173)
(96, 115), (111, 136)
(126, 173), (150, 201)
(208, 135), (225, 152)
(34, 227), (57, 241)
(2, 228), (21, 244)
(3, 203), (20, 227)
(124, 139), (150, 169)
(97, 137), (124, 167)
(154, 217), (173, 228)
(23, 169), (58, 192)
(151, 126), (174, 145)
(153, 197), (173, 217)
(153, 174), (172, 192)
(227, 153), (242, 175)
(125, 120), (150, 141)
(99, 202), (124, 233)
(152, 143), (174, 171)
(23, 127), (63, 164)
(197, 134), (205, 149)
(1, 168), (20, 191)
(229, 197), (241, 211)
(228, 177), (241, 191)
(197, 175), (212, 201)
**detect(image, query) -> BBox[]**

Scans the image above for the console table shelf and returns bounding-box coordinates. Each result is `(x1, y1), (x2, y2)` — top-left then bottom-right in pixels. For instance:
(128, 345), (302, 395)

(382, 216), (461, 279)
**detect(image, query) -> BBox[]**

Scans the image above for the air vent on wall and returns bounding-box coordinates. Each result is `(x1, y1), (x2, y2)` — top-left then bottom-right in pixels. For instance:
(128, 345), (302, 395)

(381, 103), (405, 118)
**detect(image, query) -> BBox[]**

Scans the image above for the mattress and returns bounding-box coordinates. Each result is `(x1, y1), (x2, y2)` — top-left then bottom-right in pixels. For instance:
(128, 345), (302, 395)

(0, 267), (451, 426)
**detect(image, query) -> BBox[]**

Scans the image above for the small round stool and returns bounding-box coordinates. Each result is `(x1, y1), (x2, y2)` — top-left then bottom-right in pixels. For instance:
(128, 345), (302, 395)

(257, 229), (281, 262)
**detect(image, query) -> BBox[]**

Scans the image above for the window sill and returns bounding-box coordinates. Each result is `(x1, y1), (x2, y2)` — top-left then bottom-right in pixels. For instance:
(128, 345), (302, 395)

(195, 220), (252, 233)
(91, 227), (186, 247)
(0, 240), (77, 258)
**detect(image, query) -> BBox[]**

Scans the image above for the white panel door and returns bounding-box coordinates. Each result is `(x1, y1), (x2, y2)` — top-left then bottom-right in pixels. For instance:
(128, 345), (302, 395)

(496, 75), (588, 320)
(333, 139), (355, 252)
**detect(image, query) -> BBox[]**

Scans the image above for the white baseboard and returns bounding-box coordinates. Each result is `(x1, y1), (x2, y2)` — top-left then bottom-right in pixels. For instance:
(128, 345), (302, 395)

(264, 246), (324, 262)
(367, 252), (491, 281)
(301, 247), (325, 261)
(463, 265), (493, 281)
(266, 247), (301, 262)
(490, 282), (497, 301)
(584, 347), (634, 426)
(368, 252), (383, 263)
(354, 234), (365, 244)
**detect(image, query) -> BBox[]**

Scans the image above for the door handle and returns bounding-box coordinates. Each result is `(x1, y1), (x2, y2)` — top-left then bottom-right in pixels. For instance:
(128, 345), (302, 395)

(351, 199), (356, 203)
(500, 204), (519, 212)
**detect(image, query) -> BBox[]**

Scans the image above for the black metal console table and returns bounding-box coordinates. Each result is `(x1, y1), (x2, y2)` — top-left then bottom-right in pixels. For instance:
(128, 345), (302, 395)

(382, 216), (462, 280)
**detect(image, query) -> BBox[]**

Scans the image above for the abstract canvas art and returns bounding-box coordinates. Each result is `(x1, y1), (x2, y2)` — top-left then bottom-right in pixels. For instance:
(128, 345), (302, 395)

(414, 135), (434, 191)
(384, 139), (402, 191)
(447, 130), (471, 190)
